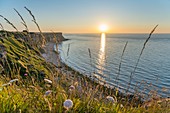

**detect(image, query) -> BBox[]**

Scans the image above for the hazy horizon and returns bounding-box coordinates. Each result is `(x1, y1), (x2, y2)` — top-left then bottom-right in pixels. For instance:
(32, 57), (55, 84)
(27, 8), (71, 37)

(0, 0), (170, 33)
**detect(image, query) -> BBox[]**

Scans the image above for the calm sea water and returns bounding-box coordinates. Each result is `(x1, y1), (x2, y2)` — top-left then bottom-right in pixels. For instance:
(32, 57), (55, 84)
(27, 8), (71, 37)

(58, 33), (170, 98)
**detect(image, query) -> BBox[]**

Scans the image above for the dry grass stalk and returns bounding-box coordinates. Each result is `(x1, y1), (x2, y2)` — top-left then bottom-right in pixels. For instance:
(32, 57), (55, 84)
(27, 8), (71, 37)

(0, 23), (4, 30)
(67, 44), (70, 57)
(88, 48), (91, 59)
(13, 8), (34, 46)
(132, 25), (158, 75)
(115, 41), (128, 87)
(14, 8), (29, 32)
(24, 6), (46, 47)
(50, 30), (58, 43)
(0, 15), (18, 31)
(127, 25), (158, 92)
(88, 48), (94, 77)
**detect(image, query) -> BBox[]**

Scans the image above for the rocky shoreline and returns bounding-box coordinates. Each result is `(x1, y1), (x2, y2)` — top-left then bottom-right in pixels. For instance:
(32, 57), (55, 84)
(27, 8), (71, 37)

(41, 40), (144, 106)
(42, 38), (170, 108)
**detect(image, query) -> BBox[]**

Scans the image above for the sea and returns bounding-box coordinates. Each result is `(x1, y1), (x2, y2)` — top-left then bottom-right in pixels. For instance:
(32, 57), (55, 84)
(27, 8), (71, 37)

(58, 33), (170, 98)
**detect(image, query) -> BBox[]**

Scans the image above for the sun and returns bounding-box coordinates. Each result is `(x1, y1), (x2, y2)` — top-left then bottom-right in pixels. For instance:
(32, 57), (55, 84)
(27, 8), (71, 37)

(99, 24), (108, 32)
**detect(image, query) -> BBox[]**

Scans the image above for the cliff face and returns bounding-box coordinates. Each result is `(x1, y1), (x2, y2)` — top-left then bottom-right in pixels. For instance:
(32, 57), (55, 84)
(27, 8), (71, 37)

(29, 32), (66, 43)
(55, 32), (66, 42)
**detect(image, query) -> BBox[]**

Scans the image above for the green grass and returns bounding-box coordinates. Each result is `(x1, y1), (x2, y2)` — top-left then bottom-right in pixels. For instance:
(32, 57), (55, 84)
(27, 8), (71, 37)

(0, 31), (169, 113)
(0, 7), (169, 112)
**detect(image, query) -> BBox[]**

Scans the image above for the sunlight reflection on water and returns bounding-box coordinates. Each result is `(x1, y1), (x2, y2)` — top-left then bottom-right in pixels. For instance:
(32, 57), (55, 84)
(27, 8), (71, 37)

(95, 33), (106, 82)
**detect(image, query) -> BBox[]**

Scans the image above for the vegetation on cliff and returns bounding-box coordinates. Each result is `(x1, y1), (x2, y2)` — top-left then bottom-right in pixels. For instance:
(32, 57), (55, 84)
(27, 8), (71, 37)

(0, 30), (169, 113)
(0, 7), (169, 112)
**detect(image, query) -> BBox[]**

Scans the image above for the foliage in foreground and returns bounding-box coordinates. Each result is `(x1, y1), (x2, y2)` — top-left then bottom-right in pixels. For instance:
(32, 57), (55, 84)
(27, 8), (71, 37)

(0, 32), (170, 113)
(0, 7), (169, 112)
(0, 28), (170, 113)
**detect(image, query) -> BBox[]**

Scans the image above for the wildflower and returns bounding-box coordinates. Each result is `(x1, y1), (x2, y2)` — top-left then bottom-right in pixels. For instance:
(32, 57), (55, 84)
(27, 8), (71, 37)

(77, 85), (82, 93)
(84, 81), (88, 87)
(63, 99), (73, 110)
(106, 96), (117, 103)
(44, 90), (52, 96)
(68, 85), (75, 94)
(24, 73), (28, 76)
(44, 79), (52, 84)
(69, 85), (75, 90)
(9, 79), (19, 83)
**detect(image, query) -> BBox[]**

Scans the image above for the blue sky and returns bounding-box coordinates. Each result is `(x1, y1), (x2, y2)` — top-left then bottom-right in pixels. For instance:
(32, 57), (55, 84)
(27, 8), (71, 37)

(0, 0), (170, 33)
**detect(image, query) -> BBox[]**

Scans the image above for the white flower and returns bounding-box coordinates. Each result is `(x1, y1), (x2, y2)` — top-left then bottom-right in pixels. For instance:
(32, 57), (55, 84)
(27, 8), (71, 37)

(9, 79), (19, 83)
(106, 96), (116, 103)
(44, 90), (52, 96)
(44, 79), (52, 84)
(63, 99), (73, 109)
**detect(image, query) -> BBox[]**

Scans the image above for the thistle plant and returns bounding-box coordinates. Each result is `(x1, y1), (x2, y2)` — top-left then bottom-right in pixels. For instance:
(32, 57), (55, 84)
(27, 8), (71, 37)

(44, 90), (52, 96)
(106, 95), (117, 103)
(63, 99), (73, 110)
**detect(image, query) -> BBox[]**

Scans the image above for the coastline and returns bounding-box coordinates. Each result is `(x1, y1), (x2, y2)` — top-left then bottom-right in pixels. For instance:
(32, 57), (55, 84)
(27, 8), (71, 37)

(42, 40), (144, 105)
(42, 39), (170, 107)
(1, 30), (169, 111)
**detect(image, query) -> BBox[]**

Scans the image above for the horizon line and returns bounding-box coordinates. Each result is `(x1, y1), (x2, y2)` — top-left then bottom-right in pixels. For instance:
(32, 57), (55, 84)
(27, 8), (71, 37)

(1, 30), (170, 34)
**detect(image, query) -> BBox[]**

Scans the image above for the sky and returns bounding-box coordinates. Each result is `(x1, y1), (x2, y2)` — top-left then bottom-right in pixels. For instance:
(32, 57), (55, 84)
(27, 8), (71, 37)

(0, 0), (170, 33)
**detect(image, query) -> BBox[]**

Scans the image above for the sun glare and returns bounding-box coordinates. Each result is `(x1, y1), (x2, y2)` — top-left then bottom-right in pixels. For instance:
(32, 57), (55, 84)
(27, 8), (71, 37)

(99, 24), (108, 32)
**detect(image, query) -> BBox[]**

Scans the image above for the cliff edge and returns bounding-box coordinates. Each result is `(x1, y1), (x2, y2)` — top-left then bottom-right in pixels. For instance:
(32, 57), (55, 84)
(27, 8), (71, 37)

(28, 31), (67, 43)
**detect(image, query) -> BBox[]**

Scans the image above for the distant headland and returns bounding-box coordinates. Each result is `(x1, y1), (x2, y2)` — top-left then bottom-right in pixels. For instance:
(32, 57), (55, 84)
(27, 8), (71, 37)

(0, 30), (67, 43)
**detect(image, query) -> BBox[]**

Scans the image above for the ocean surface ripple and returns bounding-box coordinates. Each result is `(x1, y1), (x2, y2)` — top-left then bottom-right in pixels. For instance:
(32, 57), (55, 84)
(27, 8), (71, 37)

(58, 33), (170, 97)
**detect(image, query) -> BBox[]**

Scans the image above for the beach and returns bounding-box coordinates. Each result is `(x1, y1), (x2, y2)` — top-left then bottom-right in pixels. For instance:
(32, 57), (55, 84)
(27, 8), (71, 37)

(42, 42), (59, 66)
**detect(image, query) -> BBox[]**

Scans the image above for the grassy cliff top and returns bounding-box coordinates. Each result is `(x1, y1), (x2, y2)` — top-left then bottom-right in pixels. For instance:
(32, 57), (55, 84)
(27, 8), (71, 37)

(0, 31), (169, 112)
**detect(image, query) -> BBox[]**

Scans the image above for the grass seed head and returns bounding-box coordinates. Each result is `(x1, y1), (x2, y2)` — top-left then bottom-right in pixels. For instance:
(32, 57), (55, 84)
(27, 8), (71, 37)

(44, 79), (52, 84)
